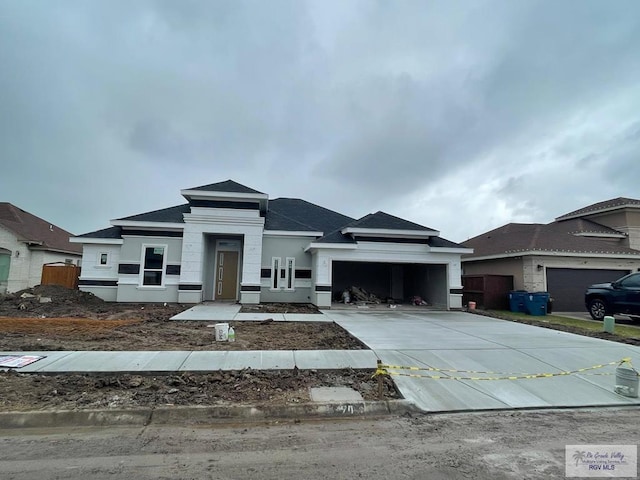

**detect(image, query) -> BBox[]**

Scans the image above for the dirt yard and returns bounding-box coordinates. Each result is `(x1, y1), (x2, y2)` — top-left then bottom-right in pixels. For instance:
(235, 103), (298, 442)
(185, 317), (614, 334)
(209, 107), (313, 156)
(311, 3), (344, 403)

(0, 285), (397, 411)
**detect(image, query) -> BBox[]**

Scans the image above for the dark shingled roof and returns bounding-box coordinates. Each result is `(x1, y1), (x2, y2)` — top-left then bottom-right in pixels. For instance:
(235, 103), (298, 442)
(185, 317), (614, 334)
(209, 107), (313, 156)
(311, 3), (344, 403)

(263, 209), (319, 232)
(117, 204), (190, 223)
(556, 197), (640, 221)
(75, 226), (123, 239)
(185, 180), (265, 195)
(313, 211), (465, 248)
(267, 198), (355, 234)
(0, 203), (82, 254)
(346, 211), (437, 231)
(462, 218), (640, 258)
(428, 236), (467, 248)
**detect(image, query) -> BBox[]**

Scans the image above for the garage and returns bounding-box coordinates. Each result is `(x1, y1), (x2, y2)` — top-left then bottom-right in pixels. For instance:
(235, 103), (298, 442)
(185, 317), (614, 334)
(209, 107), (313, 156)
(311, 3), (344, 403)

(332, 261), (449, 307)
(546, 268), (630, 311)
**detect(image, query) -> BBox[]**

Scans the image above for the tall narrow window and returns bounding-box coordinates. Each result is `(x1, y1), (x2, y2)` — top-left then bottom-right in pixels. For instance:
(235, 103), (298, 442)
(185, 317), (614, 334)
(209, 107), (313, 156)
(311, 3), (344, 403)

(285, 257), (295, 290)
(99, 253), (108, 266)
(271, 257), (281, 290)
(142, 246), (165, 286)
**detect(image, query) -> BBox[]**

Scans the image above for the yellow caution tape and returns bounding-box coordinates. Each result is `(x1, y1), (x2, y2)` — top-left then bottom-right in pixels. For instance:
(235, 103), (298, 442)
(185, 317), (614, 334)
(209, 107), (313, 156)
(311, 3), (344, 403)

(373, 358), (630, 381)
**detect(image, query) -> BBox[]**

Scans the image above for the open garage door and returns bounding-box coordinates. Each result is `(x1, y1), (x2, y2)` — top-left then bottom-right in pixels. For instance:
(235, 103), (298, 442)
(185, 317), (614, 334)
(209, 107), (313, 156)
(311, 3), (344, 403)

(332, 261), (448, 307)
(547, 268), (630, 311)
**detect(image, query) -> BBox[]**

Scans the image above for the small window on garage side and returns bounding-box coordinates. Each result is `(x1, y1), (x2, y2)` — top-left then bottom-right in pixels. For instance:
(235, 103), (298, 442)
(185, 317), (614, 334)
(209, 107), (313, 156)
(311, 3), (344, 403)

(271, 257), (281, 290)
(142, 246), (165, 286)
(285, 257), (295, 290)
(99, 252), (109, 266)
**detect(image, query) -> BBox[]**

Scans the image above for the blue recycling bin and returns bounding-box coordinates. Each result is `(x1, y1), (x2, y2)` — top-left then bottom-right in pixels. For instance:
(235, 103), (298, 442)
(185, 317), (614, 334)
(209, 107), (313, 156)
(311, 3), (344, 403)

(524, 292), (550, 316)
(508, 291), (527, 313)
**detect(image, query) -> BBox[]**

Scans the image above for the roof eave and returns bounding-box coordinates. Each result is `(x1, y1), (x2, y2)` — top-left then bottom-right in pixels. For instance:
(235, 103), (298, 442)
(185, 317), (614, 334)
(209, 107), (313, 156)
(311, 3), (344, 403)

(110, 220), (185, 230)
(264, 230), (323, 237)
(304, 242), (358, 253)
(432, 247), (474, 254)
(463, 250), (640, 262)
(340, 227), (440, 239)
(70, 237), (124, 245)
(557, 203), (640, 221)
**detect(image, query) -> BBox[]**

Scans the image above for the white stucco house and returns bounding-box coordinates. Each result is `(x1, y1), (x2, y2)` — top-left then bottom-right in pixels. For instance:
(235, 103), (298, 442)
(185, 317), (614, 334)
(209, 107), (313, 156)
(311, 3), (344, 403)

(0, 203), (82, 294)
(71, 180), (471, 309)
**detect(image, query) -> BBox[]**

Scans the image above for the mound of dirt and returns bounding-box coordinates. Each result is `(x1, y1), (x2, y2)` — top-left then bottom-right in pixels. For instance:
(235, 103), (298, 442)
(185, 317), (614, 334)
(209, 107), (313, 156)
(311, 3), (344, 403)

(0, 368), (400, 412)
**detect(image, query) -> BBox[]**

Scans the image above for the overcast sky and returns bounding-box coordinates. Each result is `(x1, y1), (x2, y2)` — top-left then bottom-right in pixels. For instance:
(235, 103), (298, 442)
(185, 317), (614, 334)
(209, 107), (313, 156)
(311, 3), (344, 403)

(1, 0), (639, 243)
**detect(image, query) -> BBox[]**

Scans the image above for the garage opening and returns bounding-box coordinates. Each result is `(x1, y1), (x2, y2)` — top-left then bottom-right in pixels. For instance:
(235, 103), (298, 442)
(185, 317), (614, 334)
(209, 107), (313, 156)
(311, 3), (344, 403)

(546, 268), (630, 311)
(332, 261), (448, 307)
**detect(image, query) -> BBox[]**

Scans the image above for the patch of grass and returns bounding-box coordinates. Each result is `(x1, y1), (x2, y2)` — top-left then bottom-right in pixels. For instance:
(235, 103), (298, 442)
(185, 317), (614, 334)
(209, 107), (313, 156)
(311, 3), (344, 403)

(491, 310), (640, 339)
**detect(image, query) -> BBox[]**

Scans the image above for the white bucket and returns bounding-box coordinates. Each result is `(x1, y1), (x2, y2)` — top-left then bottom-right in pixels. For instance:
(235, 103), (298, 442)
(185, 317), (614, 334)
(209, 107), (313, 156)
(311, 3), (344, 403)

(468, 301), (476, 310)
(214, 323), (229, 342)
(614, 366), (639, 398)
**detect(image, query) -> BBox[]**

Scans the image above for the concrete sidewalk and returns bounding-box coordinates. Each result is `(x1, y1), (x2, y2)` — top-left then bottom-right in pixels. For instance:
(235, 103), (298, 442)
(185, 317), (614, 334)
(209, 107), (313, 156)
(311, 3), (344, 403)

(170, 303), (329, 322)
(1, 349), (378, 373)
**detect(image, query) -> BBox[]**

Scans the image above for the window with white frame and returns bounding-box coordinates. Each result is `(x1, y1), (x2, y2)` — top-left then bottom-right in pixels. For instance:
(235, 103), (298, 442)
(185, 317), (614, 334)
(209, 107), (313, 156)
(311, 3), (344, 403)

(284, 257), (295, 290)
(141, 245), (166, 286)
(271, 257), (281, 290)
(98, 252), (109, 266)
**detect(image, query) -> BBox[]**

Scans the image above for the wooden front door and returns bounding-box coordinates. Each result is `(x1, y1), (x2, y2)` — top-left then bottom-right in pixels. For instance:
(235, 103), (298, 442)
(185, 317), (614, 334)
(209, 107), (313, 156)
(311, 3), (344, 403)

(215, 251), (239, 300)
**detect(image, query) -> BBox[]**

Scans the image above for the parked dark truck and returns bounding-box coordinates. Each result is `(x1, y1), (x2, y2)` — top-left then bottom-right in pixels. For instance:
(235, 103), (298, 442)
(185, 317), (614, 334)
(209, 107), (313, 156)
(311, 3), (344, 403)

(585, 272), (640, 321)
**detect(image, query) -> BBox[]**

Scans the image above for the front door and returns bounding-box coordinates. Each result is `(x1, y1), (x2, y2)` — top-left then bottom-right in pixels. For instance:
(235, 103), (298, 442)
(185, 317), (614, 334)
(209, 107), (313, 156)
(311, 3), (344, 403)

(215, 251), (238, 300)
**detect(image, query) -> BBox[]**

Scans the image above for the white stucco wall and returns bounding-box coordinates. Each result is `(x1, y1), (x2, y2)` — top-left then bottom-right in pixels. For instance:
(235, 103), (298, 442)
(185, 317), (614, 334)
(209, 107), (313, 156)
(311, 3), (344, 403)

(79, 244), (121, 281)
(260, 235), (314, 303)
(309, 242), (467, 309)
(179, 208), (265, 304)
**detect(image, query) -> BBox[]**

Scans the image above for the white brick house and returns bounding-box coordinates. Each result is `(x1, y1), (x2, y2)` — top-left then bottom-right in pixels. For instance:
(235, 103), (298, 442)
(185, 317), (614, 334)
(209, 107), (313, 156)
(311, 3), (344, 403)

(0, 203), (82, 294)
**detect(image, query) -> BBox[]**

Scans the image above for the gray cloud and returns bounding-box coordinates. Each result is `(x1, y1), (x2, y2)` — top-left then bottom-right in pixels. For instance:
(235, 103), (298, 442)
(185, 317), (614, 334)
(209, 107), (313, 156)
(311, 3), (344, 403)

(1, 0), (639, 240)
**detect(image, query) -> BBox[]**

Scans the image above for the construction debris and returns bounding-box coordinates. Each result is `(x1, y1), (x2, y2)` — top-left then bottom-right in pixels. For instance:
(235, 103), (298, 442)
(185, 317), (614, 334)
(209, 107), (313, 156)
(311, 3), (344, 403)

(347, 286), (381, 304)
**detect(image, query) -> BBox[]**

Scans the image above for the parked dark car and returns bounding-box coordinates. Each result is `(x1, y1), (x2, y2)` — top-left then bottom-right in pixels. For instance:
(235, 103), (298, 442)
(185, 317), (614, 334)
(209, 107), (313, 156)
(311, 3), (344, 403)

(585, 272), (640, 321)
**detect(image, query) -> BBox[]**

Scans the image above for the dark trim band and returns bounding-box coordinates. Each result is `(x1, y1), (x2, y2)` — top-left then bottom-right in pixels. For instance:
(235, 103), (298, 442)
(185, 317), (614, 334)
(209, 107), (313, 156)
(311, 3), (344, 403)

(315, 285), (331, 292)
(122, 229), (183, 238)
(78, 280), (118, 287)
(240, 285), (261, 292)
(166, 264), (181, 275)
(295, 269), (312, 279)
(178, 284), (202, 291)
(450, 288), (463, 294)
(190, 199), (260, 210)
(118, 263), (140, 275)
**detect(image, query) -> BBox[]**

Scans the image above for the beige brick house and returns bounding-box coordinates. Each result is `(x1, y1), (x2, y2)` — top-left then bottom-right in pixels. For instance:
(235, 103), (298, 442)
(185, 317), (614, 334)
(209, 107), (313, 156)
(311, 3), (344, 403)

(461, 198), (640, 311)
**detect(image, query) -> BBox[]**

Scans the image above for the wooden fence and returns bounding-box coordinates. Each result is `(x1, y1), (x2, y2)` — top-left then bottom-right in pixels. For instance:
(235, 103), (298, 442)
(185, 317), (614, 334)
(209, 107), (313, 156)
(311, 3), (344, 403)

(41, 263), (81, 289)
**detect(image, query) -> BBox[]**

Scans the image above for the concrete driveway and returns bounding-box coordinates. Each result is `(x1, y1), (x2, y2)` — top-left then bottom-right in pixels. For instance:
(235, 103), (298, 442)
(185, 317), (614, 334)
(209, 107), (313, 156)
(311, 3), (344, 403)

(322, 310), (640, 412)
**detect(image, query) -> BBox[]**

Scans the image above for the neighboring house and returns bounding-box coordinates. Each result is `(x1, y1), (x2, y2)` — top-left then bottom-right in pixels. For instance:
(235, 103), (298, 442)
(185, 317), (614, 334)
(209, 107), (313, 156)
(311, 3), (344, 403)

(70, 180), (471, 309)
(0, 203), (82, 294)
(461, 197), (640, 311)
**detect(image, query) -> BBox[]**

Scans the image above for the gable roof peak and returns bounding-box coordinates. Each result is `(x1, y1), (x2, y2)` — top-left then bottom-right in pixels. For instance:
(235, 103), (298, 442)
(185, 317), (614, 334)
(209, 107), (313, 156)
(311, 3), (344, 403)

(556, 197), (640, 221)
(185, 179), (265, 195)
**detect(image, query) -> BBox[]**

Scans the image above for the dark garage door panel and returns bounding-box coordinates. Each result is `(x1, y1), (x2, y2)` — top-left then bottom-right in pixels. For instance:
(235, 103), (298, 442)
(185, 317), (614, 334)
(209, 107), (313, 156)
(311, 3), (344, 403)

(547, 268), (629, 311)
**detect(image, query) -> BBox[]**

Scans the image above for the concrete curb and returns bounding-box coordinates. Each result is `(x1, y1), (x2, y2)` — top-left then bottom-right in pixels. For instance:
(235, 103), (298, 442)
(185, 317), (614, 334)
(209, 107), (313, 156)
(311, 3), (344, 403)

(0, 400), (418, 429)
